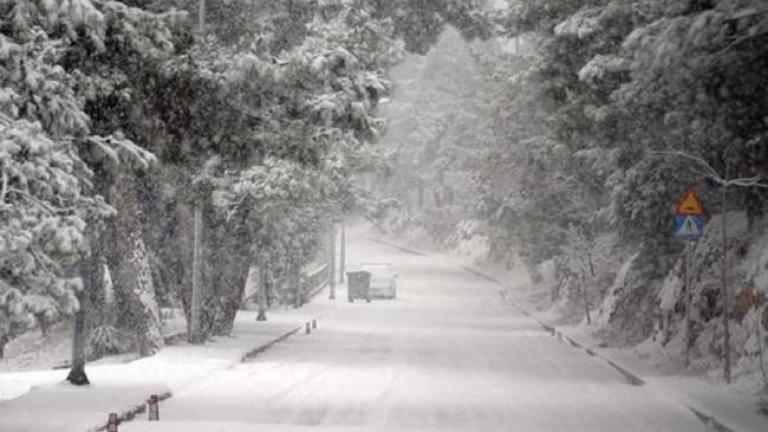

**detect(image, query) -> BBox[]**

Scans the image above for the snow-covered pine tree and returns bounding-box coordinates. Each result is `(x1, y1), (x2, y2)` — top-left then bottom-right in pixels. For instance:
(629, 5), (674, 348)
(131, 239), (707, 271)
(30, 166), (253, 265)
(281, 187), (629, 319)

(1, 0), (184, 382)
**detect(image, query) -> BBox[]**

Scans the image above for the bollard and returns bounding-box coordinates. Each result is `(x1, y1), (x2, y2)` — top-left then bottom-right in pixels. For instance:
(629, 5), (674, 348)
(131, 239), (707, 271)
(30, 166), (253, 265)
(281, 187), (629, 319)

(107, 413), (118, 432)
(312, 319), (317, 329)
(305, 322), (311, 334)
(148, 394), (159, 421)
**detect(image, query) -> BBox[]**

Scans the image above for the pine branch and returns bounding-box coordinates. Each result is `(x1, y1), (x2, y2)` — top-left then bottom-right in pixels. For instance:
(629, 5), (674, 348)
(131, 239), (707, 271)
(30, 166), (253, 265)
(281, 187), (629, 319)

(7, 187), (76, 215)
(717, 15), (768, 56)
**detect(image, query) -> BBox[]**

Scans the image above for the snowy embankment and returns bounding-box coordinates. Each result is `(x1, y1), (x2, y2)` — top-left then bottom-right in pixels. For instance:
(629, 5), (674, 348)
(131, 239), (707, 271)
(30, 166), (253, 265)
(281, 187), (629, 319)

(367, 223), (768, 432)
(0, 304), (330, 432)
(0, 311), (188, 401)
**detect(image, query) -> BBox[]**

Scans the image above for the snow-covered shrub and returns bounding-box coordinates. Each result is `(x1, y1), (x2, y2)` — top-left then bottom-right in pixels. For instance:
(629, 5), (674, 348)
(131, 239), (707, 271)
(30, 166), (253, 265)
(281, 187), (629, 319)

(87, 325), (128, 358)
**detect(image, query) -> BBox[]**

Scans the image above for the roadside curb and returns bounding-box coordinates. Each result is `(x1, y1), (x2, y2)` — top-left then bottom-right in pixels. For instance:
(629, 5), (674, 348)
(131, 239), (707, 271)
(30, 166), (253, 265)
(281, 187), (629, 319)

(365, 237), (426, 256)
(85, 323), (306, 432)
(241, 325), (302, 362)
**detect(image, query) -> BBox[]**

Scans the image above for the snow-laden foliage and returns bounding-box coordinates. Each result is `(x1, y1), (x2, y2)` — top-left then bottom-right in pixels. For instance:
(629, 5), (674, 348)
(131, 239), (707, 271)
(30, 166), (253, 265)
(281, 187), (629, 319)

(452, 0), (768, 385)
(366, 28), (500, 248)
(0, 0), (183, 365)
(1, 0), (493, 375)
(350, 0), (768, 387)
(0, 114), (108, 354)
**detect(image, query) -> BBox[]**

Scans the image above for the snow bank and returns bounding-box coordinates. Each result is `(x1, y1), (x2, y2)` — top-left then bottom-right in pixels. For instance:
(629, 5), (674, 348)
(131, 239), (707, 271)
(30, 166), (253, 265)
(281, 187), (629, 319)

(0, 307), (328, 432)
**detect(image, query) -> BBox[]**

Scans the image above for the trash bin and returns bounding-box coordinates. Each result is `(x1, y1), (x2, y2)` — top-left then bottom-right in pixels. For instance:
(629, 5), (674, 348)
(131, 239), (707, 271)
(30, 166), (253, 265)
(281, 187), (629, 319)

(346, 270), (371, 303)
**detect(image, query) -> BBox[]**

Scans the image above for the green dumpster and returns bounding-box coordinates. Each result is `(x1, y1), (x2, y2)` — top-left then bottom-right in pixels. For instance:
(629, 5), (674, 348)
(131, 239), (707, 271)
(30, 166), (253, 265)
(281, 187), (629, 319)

(346, 270), (371, 303)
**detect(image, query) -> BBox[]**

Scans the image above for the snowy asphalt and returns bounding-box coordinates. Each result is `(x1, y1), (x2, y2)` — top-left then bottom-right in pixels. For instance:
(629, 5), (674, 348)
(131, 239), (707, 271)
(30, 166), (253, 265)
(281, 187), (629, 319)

(124, 232), (707, 432)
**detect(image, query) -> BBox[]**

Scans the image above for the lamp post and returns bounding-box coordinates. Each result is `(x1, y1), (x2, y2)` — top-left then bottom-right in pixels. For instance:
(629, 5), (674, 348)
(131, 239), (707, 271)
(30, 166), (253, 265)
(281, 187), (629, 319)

(340, 222), (346, 284)
(329, 224), (336, 300)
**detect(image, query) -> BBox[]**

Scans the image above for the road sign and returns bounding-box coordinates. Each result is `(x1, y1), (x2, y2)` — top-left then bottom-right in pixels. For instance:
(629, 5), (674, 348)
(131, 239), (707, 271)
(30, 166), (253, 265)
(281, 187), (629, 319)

(674, 188), (706, 216)
(675, 215), (704, 240)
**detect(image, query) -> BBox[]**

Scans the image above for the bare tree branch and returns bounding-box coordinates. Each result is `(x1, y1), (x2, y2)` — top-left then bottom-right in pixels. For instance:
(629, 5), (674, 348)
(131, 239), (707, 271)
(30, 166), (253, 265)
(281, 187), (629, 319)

(651, 150), (768, 189)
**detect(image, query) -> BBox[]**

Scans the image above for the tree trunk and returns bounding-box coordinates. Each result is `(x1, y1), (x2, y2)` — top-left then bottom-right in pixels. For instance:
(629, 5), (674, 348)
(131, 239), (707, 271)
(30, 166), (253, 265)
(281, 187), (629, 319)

(66, 291), (89, 385)
(67, 258), (96, 387)
(209, 235), (249, 336)
(0, 334), (8, 359)
(114, 176), (164, 356)
(173, 201), (195, 327)
(189, 202), (205, 343)
(257, 262), (268, 321)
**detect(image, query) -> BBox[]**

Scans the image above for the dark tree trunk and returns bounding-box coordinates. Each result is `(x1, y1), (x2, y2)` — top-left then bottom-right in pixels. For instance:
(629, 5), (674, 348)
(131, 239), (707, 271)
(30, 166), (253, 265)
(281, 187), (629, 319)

(257, 260), (268, 321)
(66, 316), (89, 384)
(34, 313), (52, 337)
(0, 334), (8, 359)
(67, 287), (90, 386)
(209, 229), (250, 336)
(113, 176), (164, 356)
(172, 201), (195, 327)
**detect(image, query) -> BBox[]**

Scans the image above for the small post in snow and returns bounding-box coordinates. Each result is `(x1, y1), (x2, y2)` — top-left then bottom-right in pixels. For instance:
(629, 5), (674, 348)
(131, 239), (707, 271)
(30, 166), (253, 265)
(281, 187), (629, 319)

(107, 413), (118, 432)
(148, 394), (159, 421)
(305, 322), (311, 335)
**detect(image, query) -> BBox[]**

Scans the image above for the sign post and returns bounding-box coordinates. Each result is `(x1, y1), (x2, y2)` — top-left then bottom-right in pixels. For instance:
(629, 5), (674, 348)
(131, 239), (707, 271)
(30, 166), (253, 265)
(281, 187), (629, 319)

(673, 187), (706, 366)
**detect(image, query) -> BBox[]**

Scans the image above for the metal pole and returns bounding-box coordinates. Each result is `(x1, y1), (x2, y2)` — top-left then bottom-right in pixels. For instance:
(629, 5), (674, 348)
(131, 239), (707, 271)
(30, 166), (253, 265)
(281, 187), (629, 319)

(581, 272), (591, 325)
(722, 184), (731, 384)
(329, 225), (336, 300)
(190, 203), (204, 343)
(685, 242), (692, 364)
(198, 0), (205, 35)
(340, 223), (346, 284)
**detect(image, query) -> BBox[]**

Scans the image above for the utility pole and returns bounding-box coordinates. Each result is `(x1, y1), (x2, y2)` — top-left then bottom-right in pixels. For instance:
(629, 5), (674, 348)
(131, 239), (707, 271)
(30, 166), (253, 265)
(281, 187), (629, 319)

(722, 182), (731, 384)
(329, 225), (336, 300)
(198, 0), (205, 35)
(340, 223), (346, 284)
(189, 204), (204, 343)
(292, 253), (301, 308)
(189, 0), (206, 343)
(684, 241), (693, 366)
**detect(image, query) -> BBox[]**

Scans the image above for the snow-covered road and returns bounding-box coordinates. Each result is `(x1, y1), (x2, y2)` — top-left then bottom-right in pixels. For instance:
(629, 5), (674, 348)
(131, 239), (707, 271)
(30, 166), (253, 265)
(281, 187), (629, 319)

(124, 232), (706, 432)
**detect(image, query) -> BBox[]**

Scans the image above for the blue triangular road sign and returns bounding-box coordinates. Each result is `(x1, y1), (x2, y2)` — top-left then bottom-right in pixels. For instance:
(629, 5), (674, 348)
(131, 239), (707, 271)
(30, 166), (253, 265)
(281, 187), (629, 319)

(674, 215), (704, 240)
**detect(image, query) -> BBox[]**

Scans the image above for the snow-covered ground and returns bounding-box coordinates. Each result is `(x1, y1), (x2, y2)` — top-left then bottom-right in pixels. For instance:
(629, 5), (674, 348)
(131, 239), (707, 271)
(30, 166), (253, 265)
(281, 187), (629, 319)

(0, 305), (329, 432)
(118, 226), (709, 432)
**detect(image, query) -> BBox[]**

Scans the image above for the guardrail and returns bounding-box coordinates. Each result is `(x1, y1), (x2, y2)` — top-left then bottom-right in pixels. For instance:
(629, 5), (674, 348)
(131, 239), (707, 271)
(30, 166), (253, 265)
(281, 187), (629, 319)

(301, 263), (329, 304)
(242, 263), (329, 307)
